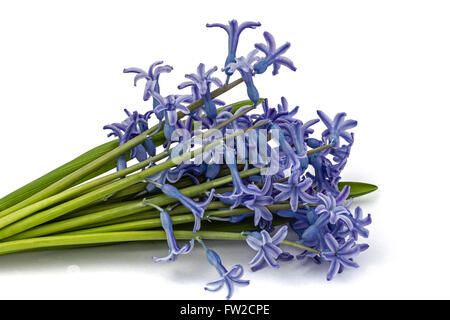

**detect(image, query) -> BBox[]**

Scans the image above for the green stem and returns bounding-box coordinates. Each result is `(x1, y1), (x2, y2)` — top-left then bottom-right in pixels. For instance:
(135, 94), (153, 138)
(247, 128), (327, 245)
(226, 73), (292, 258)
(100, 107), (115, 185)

(25, 202), (303, 239)
(195, 237), (209, 250)
(0, 229), (318, 257)
(281, 240), (320, 254)
(0, 116), (265, 231)
(4, 200), (150, 241)
(79, 143), (329, 206)
(105, 163), (242, 202)
(1, 124), (327, 235)
(53, 202), (129, 222)
(73, 201), (230, 227)
(0, 117), (263, 233)
(0, 231), (243, 256)
(0, 167), (262, 240)
(0, 150), (167, 224)
(53, 197), (227, 224)
(61, 207), (257, 236)
(0, 78), (244, 218)
(0, 98), (255, 215)
(307, 144), (333, 155)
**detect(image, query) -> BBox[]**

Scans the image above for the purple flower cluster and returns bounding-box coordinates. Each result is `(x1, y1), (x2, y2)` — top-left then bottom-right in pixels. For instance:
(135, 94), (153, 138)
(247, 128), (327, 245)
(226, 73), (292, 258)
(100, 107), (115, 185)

(103, 109), (158, 171)
(290, 190), (371, 280)
(103, 19), (373, 298)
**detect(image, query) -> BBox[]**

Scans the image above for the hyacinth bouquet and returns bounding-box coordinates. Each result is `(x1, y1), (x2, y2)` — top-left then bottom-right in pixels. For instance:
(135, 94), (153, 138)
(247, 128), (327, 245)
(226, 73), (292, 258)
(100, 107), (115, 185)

(0, 20), (377, 299)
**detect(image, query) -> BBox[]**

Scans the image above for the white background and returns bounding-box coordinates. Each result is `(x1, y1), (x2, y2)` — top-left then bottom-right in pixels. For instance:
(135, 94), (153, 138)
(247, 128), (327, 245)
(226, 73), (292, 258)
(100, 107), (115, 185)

(0, 0), (449, 299)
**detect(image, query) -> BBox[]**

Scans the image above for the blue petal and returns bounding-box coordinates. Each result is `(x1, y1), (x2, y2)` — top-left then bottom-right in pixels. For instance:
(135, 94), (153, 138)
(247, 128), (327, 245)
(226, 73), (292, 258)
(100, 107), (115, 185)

(326, 259), (340, 281)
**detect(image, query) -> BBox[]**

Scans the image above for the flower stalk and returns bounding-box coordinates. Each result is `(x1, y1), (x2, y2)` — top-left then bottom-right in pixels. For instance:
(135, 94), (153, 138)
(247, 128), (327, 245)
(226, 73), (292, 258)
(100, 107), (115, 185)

(0, 115), (267, 235)
(0, 164), (262, 240)
(0, 78), (245, 219)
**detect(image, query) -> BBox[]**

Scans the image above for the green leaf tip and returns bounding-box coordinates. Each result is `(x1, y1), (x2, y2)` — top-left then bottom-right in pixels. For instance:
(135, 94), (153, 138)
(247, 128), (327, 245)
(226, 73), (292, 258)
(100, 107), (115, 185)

(338, 181), (378, 198)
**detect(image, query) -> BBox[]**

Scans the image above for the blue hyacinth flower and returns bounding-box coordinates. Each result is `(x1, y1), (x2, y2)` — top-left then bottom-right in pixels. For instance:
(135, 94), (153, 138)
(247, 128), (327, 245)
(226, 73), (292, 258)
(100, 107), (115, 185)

(151, 91), (192, 140)
(186, 82), (225, 125)
(216, 146), (267, 209)
(204, 248), (250, 300)
(229, 213), (253, 223)
(315, 192), (353, 229)
(254, 31), (297, 75)
(256, 97), (298, 125)
(178, 63), (223, 120)
(349, 206), (372, 240)
(276, 97), (300, 121)
(288, 207), (328, 262)
(205, 163), (221, 181)
(321, 233), (360, 281)
(158, 183), (215, 233)
(241, 176), (274, 226)
(305, 141), (340, 195)
(144, 168), (169, 194)
(123, 61), (173, 120)
(280, 118), (319, 172)
(300, 210), (331, 244)
(206, 20), (261, 84)
(273, 174), (318, 212)
(226, 49), (261, 105)
(329, 132), (354, 165)
(317, 110), (357, 148)
(245, 225), (288, 271)
(153, 210), (194, 262)
(166, 162), (207, 184)
(104, 109), (159, 171)
(271, 123), (302, 172)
